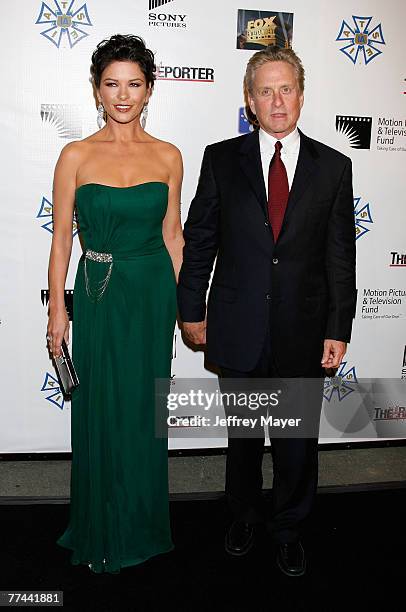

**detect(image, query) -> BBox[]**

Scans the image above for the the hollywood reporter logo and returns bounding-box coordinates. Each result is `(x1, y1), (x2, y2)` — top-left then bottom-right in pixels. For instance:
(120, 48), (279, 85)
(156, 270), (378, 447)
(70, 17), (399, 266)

(390, 252), (406, 267)
(401, 347), (406, 380)
(157, 62), (214, 82)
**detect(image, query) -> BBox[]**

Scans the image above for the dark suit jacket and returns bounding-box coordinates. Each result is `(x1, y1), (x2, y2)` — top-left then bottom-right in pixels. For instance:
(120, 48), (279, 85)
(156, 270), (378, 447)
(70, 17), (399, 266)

(177, 129), (357, 376)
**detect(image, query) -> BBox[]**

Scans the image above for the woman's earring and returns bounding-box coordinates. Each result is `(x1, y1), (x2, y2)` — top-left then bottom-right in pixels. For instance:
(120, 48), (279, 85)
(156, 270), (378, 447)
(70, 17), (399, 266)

(97, 103), (104, 129)
(141, 104), (148, 129)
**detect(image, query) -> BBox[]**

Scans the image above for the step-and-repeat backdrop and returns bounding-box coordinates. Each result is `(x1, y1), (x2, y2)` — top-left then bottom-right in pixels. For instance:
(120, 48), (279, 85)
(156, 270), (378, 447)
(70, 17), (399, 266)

(1, 0), (405, 452)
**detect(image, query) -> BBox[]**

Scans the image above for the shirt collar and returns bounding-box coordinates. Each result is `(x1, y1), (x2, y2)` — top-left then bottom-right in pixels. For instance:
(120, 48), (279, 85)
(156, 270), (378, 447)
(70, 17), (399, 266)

(259, 126), (300, 155)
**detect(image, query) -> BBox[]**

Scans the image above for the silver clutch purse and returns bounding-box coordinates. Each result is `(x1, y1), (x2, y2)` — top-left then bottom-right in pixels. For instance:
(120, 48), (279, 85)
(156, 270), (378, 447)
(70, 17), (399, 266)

(54, 338), (80, 398)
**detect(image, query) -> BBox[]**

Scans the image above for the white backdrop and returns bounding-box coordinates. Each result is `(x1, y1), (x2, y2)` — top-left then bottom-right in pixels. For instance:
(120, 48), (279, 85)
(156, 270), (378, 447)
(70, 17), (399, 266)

(0, 0), (405, 452)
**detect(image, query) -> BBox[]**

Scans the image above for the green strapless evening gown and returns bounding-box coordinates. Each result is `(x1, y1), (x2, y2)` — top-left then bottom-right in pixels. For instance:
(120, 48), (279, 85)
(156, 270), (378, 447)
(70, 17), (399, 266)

(57, 182), (176, 573)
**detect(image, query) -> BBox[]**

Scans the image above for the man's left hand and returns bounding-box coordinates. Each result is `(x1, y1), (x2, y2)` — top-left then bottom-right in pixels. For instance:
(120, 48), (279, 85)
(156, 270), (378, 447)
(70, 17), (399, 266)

(321, 339), (347, 369)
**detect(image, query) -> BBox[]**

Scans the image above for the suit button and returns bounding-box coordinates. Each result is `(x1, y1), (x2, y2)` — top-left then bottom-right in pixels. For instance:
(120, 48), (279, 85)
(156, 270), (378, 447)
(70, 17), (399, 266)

(264, 221), (269, 227)
(272, 258), (279, 264)
(266, 293), (271, 300)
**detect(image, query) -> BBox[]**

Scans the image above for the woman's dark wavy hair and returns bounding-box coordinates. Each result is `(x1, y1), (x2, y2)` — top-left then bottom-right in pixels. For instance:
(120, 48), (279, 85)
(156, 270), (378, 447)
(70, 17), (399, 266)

(90, 34), (156, 89)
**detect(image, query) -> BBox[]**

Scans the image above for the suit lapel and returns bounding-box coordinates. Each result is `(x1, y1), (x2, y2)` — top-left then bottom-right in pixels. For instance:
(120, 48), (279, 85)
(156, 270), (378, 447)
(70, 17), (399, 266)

(238, 130), (268, 219)
(237, 129), (319, 242)
(283, 130), (319, 226)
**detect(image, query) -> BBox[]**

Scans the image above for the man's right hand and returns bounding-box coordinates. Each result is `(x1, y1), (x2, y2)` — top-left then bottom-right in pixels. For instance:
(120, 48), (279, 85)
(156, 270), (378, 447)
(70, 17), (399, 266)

(182, 320), (206, 345)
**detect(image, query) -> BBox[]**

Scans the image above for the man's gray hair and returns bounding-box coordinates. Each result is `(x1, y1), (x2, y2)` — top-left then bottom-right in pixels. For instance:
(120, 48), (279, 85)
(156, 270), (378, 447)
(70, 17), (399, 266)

(245, 46), (305, 94)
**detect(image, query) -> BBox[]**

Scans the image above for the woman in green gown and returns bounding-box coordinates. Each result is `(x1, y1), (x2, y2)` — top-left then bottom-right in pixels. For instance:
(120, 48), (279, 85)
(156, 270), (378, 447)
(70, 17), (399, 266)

(46, 34), (184, 573)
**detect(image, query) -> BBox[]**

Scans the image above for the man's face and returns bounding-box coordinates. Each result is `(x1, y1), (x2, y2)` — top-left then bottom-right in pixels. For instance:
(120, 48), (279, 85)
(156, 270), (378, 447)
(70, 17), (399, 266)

(248, 60), (304, 139)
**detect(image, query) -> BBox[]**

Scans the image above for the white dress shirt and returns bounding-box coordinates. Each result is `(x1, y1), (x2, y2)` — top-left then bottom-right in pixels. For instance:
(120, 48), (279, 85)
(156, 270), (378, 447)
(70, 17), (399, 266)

(259, 127), (301, 195)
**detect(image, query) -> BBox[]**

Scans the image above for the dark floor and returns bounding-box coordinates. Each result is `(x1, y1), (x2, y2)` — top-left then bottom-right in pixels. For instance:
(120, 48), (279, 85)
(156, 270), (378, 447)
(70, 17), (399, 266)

(1, 489), (405, 612)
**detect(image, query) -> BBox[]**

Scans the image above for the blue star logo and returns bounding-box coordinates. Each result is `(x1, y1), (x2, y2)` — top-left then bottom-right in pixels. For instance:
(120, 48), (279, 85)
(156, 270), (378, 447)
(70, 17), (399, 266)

(239, 107), (254, 134)
(324, 362), (358, 402)
(41, 372), (65, 410)
(354, 197), (373, 240)
(37, 196), (79, 236)
(35, 1), (92, 49)
(336, 16), (385, 65)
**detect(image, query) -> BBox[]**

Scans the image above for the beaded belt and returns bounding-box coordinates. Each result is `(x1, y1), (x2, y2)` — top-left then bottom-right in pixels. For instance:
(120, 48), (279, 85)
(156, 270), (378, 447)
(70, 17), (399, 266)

(84, 249), (113, 301)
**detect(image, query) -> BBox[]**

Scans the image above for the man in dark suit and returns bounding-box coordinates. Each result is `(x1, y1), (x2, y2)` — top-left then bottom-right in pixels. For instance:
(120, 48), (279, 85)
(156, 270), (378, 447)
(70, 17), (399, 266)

(177, 46), (356, 576)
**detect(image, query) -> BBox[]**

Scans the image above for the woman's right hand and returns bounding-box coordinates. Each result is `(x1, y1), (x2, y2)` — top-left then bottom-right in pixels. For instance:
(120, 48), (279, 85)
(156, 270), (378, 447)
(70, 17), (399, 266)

(47, 308), (70, 358)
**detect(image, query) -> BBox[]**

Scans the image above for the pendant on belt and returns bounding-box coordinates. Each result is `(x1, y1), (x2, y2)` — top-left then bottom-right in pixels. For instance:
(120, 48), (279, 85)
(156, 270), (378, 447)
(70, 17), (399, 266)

(84, 249), (113, 301)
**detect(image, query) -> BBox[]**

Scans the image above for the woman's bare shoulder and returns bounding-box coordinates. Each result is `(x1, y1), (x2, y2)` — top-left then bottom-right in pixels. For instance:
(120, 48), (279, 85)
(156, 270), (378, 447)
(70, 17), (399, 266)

(56, 136), (100, 172)
(151, 138), (182, 163)
(58, 138), (93, 160)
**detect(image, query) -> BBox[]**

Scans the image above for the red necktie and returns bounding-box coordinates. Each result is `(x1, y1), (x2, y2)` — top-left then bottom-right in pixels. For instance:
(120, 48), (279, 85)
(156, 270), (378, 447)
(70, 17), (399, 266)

(268, 141), (289, 242)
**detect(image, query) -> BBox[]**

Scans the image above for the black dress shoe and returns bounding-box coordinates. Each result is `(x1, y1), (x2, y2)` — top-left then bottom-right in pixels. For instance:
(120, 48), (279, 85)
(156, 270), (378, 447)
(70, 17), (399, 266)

(225, 521), (255, 556)
(276, 541), (306, 577)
